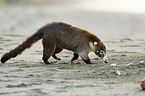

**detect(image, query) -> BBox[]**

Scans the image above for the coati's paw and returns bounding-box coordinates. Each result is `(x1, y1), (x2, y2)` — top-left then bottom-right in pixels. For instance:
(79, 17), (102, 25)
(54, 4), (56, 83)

(55, 58), (61, 61)
(86, 62), (92, 64)
(83, 59), (92, 64)
(43, 60), (51, 64)
(52, 54), (61, 61)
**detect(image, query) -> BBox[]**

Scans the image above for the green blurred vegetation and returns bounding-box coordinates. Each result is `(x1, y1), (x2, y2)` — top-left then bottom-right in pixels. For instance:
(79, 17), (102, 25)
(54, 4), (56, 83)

(0, 0), (7, 5)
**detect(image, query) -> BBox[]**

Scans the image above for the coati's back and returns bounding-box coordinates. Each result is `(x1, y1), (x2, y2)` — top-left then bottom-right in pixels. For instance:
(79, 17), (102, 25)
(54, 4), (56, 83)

(45, 22), (101, 52)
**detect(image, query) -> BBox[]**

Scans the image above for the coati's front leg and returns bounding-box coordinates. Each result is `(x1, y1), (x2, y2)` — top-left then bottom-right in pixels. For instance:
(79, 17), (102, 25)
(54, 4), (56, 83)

(71, 53), (79, 63)
(79, 52), (92, 64)
(52, 47), (63, 61)
(42, 39), (56, 64)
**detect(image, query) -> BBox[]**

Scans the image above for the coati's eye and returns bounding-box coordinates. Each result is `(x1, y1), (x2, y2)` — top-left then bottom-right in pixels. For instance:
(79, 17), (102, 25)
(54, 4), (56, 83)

(100, 51), (103, 54)
(93, 42), (97, 46)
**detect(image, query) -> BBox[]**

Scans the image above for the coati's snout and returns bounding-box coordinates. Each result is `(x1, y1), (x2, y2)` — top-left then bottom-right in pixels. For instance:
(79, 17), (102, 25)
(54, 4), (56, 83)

(90, 41), (108, 63)
(95, 50), (108, 63)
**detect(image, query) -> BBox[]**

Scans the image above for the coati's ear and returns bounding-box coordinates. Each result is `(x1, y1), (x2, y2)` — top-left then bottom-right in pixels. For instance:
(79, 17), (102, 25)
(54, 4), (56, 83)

(93, 42), (98, 46)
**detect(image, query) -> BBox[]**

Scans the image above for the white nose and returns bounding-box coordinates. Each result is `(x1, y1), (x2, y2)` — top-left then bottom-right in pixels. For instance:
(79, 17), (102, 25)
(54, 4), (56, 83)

(103, 56), (108, 63)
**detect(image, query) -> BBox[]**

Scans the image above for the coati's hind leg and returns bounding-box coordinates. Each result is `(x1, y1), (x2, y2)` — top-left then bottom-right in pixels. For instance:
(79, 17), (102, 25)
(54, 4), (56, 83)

(52, 47), (63, 60)
(42, 39), (56, 64)
(71, 53), (79, 64)
(79, 52), (92, 64)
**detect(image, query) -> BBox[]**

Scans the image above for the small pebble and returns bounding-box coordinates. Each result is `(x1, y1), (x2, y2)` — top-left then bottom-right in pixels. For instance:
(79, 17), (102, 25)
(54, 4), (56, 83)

(110, 64), (117, 67)
(140, 61), (144, 63)
(116, 71), (121, 75)
(127, 63), (133, 66)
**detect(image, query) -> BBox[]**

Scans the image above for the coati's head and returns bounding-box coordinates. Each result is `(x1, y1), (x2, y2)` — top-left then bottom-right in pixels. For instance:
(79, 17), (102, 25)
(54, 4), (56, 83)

(89, 41), (108, 63)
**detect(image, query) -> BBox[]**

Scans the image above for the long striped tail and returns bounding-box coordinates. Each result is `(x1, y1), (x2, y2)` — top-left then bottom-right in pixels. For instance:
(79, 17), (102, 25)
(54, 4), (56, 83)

(1, 28), (44, 63)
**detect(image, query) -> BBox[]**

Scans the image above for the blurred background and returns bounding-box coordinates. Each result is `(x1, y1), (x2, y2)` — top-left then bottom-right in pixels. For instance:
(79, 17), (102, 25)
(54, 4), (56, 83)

(0, 0), (145, 40)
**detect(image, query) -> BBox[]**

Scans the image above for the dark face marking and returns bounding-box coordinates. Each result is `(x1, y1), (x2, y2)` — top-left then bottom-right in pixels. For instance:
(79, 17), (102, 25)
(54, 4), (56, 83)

(94, 41), (106, 58)
(96, 50), (105, 58)
(94, 41), (108, 63)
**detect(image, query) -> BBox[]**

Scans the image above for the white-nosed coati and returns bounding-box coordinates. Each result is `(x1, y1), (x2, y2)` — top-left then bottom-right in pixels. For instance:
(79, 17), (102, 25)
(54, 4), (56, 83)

(1, 22), (108, 64)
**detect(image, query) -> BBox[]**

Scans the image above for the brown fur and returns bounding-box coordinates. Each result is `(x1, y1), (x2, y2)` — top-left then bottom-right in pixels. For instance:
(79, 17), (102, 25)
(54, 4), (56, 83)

(1, 22), (107, 64)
